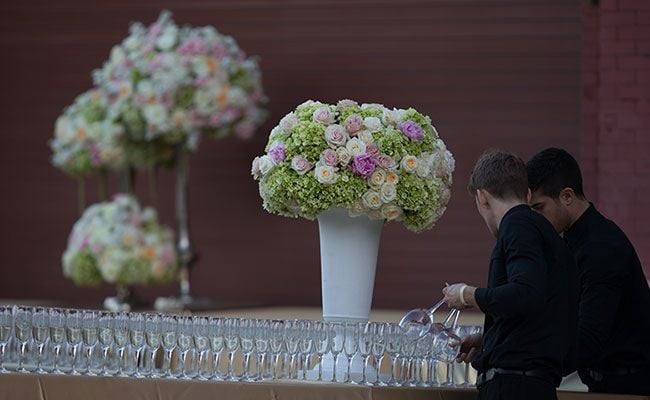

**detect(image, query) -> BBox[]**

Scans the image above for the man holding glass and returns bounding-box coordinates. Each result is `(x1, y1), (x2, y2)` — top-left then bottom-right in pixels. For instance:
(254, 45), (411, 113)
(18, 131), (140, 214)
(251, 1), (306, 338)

(526, 148), (650, 395)
(442, 149), (578, 400)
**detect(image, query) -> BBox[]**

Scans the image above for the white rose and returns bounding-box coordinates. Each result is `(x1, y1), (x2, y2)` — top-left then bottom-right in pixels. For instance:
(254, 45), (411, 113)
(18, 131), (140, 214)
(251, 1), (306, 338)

(381, 108), (400, 126)
(251, 157), (262, 179)
(346, 137), (367, 156)
(357, 130), (374, 145)
(336, 99), (359, 111)
(370, 169), (386, 187)
(363, 117), (382, 133)
(400, 155), (418, 173)
(380, 183), (397, 203)
(279, 112), (299, 133)
(156, 26), (178, 51)
(258, 155), (276, 176)
(362, 190), (382, 210)
(143, 103), (168, 126)
(336, 147), (352, 166)
(416, 159), (431, 178)
(315, 165), (338, 184)
(381, 204), (402, 221)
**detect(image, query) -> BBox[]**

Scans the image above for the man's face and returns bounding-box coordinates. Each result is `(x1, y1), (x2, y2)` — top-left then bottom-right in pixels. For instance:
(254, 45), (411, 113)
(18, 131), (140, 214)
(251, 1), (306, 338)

(529, 190), (571, 233)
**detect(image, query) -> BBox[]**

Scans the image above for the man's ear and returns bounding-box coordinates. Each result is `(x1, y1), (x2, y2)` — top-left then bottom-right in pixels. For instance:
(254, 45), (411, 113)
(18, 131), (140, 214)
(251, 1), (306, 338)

(476, 189), (489, 209)
(526, 188), (532, 204)
(559, 187), (576, 207)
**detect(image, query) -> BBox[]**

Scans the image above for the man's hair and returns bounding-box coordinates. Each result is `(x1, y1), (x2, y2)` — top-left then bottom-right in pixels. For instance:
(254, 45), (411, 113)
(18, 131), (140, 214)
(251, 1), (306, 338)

(467, 149), (529, 201)
(526, 147), (585, 199)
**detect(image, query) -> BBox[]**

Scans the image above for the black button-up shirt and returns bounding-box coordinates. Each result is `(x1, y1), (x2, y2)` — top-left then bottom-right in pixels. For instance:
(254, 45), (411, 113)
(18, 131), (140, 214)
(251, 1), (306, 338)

(564, 204), (650, 373)
(473, 204), (579, 384)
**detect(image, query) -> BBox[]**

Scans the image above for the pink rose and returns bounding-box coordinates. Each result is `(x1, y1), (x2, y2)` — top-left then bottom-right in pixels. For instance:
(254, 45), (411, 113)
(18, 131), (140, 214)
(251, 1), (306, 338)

(291, 155), (312, 175)
(268, 142), (286, 163)
(325, 125), (349, 147)
(344, 115), (363, 133)
(320, 149), (339, 167)
(376, 154), (396, 170)
(313, 107), (335, 125)
(366, 144), (380, 157)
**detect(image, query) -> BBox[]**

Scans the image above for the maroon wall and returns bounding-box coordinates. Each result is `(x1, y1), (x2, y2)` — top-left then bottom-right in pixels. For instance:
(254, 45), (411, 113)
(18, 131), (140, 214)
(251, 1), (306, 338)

(0, 0), (582, 309)
(582, 0), (650, 271)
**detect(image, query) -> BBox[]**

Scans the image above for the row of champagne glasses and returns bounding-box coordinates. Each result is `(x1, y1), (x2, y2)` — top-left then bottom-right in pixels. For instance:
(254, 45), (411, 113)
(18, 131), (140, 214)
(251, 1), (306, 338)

(0, 305), (480, 386)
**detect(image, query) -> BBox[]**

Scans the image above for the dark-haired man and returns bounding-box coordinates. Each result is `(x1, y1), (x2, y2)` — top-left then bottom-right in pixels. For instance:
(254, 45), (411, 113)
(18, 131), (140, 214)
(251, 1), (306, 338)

(443, 149), (578, 400)
(527, 147), (650, 395)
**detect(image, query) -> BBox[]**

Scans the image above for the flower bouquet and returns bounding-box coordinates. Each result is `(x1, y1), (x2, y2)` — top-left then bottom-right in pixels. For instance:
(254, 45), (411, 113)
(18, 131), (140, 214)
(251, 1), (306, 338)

(50, 88), (128, 177)
(62, 194), (178, 287)
(252, 99), (454, 232)
(91, 10), (267, 161)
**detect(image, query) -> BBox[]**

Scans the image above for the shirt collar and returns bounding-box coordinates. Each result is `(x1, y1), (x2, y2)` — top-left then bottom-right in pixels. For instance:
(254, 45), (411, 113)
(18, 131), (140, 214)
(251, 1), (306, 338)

(499, 204), (530, 231)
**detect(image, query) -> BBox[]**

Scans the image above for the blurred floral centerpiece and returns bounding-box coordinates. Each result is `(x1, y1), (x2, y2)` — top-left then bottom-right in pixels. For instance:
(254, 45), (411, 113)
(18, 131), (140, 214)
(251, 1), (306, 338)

(252, 99), (454, 232)
(91, 10), (267, 161)
(50, 88), (127, 177)
(63, 194), (178, 292)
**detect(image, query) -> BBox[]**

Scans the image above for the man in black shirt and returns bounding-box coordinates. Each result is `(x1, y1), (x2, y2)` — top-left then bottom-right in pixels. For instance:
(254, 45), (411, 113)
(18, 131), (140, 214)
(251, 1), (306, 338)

(526, 147), (650, 395)
(443, 150), (578, 400)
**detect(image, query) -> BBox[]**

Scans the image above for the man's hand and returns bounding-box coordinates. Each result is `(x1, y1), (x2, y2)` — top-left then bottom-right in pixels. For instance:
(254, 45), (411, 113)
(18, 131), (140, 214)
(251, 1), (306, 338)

(456, 333), (482, 363)
(442, 283), (473, 309)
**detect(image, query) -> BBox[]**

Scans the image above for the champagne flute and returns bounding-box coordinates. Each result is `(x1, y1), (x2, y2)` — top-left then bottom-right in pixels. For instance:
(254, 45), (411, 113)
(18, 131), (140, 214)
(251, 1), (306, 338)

(31, 307), (49, 374)
(312, 321), (329, 382)
(0, 306), (13, 373)
(192, 316), (210, 380)
(98, 312), (114, 376)
(160, 315), (178, 378)
(145, 313), (162, 378)
(65, 309), (82, 375)
(208, 317), (224, 380)
(81, 310), (98, 375)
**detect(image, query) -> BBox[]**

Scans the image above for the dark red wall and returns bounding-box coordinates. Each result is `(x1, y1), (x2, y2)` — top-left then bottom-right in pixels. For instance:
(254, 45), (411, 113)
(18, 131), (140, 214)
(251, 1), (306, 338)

(582, 0), (650, 271)
(0, 0), (583, 309)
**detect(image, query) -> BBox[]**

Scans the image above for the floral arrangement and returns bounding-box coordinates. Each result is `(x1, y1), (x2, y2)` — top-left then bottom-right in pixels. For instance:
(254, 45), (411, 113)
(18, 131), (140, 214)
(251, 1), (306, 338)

(51, 10), (267, 176)
(63, 194), (178, 286)
(92, 10), (267, 150)
(50, 89), (127, 177)
(252, 100), (454, 232)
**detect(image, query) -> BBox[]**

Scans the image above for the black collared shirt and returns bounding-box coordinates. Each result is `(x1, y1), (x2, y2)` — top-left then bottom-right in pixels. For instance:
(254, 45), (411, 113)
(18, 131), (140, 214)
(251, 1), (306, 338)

(473, 204), (579, 384)
(564, 204), (650, 373)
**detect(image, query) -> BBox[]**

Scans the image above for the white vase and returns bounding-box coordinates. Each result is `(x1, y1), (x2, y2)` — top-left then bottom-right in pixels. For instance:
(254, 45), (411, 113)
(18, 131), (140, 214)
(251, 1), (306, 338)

(317, 208), (384, 322)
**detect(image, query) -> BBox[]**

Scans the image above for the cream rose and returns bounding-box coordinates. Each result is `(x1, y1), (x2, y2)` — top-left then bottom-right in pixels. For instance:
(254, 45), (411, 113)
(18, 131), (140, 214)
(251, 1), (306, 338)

(400, 155), (418, 173)
(370, 169), (386, 186)
(362, 190), (382, 210)
(381, 204), (402, 221)
(385, 170), (399, 185)
(315, 165), (338, 184)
